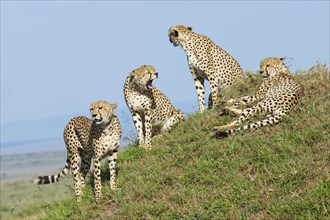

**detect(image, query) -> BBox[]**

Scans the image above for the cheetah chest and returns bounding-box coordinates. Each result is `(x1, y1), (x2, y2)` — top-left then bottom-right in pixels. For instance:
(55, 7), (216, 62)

(127, 92), (150, 113)
(186, 50), (208, 80)
(186, 50), (200, 69)
(94, 132), (119, 154)
(265, 81), (295, 98)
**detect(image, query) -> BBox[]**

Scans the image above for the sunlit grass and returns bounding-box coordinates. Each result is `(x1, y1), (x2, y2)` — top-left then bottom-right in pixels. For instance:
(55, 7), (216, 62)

(5, 64), (330, 219)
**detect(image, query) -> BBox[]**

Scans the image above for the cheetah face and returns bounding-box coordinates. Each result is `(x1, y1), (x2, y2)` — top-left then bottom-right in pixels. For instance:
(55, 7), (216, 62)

(259, 57), (287, 80)
(132, 65), (158, 92)
(168, 25), (193, 47)
(90, 101), (117, 126)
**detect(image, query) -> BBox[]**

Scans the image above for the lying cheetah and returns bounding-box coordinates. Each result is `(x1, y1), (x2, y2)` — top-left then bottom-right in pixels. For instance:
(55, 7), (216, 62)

(33, 101), (121, 202)
(213, 57), (303, 138)
(168, 25), (244, 112)
(124, 65), (184, 150)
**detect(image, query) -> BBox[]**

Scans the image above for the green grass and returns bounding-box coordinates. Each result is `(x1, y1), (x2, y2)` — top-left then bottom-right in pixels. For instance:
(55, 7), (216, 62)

(12, 64), (330, 219)
(0, 177), (74, 219)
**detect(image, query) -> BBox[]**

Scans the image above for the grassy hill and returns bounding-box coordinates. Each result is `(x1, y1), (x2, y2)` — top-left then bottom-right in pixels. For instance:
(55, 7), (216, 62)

(10, 64), (330, 219)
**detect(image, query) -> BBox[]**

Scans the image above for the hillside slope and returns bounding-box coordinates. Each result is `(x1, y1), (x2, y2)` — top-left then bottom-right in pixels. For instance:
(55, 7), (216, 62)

(21, 64), (330, 219)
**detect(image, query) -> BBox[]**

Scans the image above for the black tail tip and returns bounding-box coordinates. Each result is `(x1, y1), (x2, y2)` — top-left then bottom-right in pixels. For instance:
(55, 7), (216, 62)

(212, 130), (229, 139)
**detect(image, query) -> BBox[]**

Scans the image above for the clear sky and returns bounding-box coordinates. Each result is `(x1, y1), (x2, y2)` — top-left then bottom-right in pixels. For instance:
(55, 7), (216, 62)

(1, 1), (329, 126)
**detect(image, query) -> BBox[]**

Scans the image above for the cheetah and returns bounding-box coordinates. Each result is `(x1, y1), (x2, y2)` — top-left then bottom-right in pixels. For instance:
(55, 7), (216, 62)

(124, 65), (184, 150)
(213, 57), (303, 138)
(168, 25), (244, 112)
(33, 101), (121, 202)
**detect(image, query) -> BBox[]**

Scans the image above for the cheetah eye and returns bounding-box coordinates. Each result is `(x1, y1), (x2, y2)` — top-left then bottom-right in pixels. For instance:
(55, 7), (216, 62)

(266, 64), (270, 67)
(99, 107), (103, 110)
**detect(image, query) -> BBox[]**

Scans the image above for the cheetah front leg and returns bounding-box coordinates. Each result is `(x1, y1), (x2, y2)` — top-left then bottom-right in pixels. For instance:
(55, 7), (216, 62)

(108, 149), (118, 190)
(222, 94), (262, 116)
(93, 155), (103, 202)
(132, 112), (144, 146)
(190, 65), (205, 113)
(208, 76), (219, 110)
(225, 96), (249, 106)
(224, 106), (243, 116)
(226, 95), (259, 107)
(226, 84), (267, 107)
(213, 106), (258, 131)
(143, 111), (153, 150)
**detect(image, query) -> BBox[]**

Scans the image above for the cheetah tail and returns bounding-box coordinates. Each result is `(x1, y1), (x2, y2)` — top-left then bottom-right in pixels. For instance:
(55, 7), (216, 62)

(33, 159), (70, 184)
(213, 114), (283, 139)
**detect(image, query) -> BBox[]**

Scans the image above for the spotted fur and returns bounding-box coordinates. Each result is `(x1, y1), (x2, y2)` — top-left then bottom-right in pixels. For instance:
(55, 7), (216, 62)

(168, 25), (244, 112)
(124, 65), (184, 150)
(213, 57), (303, 138)
(33, 101), (121, 202)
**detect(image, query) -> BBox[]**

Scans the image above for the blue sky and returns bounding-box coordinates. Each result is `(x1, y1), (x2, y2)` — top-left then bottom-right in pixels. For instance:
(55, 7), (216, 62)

(1, 1), (329, 131)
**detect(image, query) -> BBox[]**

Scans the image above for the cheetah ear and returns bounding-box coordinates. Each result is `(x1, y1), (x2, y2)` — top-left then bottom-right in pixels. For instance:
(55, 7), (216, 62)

(187, 26), (193, 31)
(111, 104), (117, 110)
(173, 30), (179, 37)
(132, 65), (142, 76)
(140, 65), (148, 74)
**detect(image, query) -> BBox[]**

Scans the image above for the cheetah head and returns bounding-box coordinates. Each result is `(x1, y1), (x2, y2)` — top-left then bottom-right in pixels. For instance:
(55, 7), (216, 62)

(259, 57), (289, 80)
(131, 65), (158, 92)
(90, 100), (117, 126)
(168, 25), (193, 47)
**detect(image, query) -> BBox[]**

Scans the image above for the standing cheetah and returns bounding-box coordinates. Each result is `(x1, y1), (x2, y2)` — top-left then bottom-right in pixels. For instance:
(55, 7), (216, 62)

(168, 25), (244, 112)
(33, 101), (121, 202)
(124, 65), (184, 150)
(213, 57), (303, 138)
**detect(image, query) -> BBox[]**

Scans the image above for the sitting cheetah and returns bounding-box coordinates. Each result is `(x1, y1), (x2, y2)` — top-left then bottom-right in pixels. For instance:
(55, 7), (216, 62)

(33, 101), (121, 202)
(213, 57), (303, 138)
(124, 65), (184, 150)
(168, 25), (244, 112)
